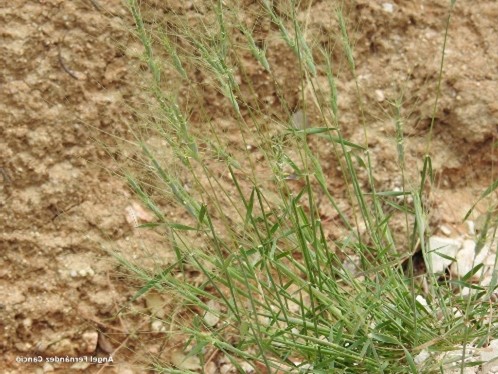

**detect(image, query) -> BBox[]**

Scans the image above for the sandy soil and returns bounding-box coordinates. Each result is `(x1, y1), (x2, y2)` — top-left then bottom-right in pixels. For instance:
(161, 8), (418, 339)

(1, 0), (497, 373)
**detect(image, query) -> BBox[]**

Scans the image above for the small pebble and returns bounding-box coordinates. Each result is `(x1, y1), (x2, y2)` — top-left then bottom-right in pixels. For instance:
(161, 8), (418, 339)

(220, 363), (236, 374)
(382, 3), (394, 13)
(42, 362), (55, 372)
(481, 340), (498, 373)
(452, 240), (488, 279)
(22, 318), (32, 329)
(81, 331), (99, 353)
(204, 362), (217, 374)
(440, 225), (452, 236)
(151, 320), (165, 332)
(375, 89), (385, 102)
(427, 236), (462, 274)
(203, 300), (220, 327)
(78, 269), (88, 277)
(414, 349), (430, 365)
(170, 351), (201, 371)
(415, 295), (431, 313)
(484, 250), (495, 266)
(466, 220), (476, 235)
(70, 362), (90, 370)
(116, 365), (135, 374)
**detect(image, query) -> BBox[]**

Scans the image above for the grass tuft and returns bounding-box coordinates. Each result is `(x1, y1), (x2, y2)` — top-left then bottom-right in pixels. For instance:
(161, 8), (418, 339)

(117, 1), (498, 372)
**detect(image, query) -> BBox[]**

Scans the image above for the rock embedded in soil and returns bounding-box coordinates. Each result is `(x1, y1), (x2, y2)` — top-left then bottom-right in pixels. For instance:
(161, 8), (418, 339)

(413, 349), (430, 366)
(440, 225), (452, 236)
(451, 240), (489, 280)
(150, 320), (166, 333)
(49, 338), (77, 356)
(81, 330), (99, 353)
(203, 299), (220, 327)
(382, 3), (394, 13)
(440, 346), (480, 374)
(374, 89), (385, 102)
(42, 362), (54, 372)
(427, 236), (462, 274)
(481, 339), (498, 374)
(115, 364), (136, 374)
(70, 361), (90, 371)
(205, 361), (217, 374)
(170, 350), (201, 371)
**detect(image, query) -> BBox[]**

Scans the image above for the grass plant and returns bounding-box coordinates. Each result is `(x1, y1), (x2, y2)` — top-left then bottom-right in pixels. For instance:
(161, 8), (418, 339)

(117, 1), (498, 372)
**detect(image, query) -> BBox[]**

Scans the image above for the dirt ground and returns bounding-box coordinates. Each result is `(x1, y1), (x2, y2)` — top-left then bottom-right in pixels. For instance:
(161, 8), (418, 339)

(1, 0), (497, 373)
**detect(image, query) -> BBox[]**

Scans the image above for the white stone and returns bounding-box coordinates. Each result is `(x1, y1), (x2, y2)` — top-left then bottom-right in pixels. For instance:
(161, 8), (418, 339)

(78, 269), (88, 277)
(441, 346), (479, 373)
(220, 363), (236, 374)
(81, 331), (99, 353)
(240, 362), (255, 373)
(204, 362), (217, 374)
(171, 351), (201, 371)
(116, 364), (135, 374)
(70, 362), (91, 370)
(485, 251), (496, 267)
(466, 220), (476, 235)
(452, 307), (463, 319)
(451, 240), (488, 279)
(427, 236), (462, 274)
(440, 225), (452, 236)
(375, 89), (385, 102)
(382, 3), (394, 13)
(445, 367), (478, 374)
(203, 300), (220, 327)
(481, 339), (498, 373)
(295, 363), (314, 373)
(151, 320), (165, 332)
(42, 363), (55, 373)
(415, 295), (431, 313)
(482, 274), (494, 287)
(414, 349), (430, 365)
(22, 318), (32, 329)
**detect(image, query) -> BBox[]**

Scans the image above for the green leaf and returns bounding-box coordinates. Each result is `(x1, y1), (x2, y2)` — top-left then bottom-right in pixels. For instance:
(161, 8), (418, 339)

(245, 188), (255, 226)
(198, 203), (207, 224)
(420, 155), (433, 194)
(129, 261), (179, 303)
(322, 135), (365, 150)
(401, 346), (418, 374)
(373, 190), (411, 197)
(431, 250), (456, 262)
(462, 263), (484, 282)
(353, 153), (367, 169)
(370, 333), (399, 345)
(287, 127), (338, 136)
(137, 222), (161, 228)
(449, 280), (484, 290)
(168, 223), (200, 231)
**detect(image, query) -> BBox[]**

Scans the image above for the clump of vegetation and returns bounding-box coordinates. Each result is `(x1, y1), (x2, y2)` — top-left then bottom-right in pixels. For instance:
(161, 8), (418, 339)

(118, 0), (497, 372)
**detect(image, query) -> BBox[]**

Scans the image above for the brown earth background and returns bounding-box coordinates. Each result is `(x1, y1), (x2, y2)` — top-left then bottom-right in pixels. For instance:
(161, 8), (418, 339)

(1, 0), (497, 373)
